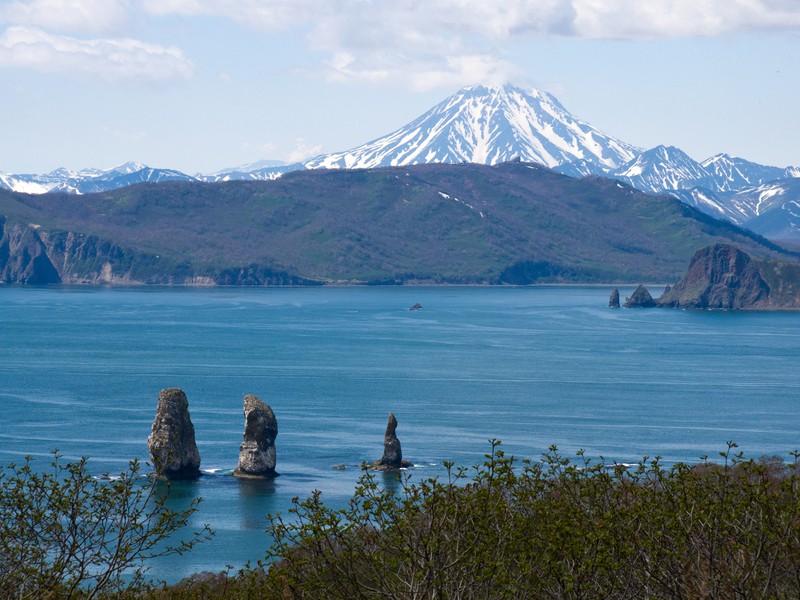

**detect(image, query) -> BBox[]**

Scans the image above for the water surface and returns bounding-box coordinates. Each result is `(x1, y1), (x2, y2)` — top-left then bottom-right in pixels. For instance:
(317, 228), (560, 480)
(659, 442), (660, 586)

(1, 285), (798, 581)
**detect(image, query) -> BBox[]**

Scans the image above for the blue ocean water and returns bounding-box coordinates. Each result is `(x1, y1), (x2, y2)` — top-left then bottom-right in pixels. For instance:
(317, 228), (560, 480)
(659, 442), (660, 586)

(2, 285), (800, 582)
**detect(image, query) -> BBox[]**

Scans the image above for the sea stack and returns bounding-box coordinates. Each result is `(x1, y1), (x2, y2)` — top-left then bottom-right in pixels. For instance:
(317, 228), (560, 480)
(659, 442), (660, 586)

(623, 284), (656, 308)
(147, 388), (201, 480)
(608, 288), (620, 308)
(374, 412), (412, 470)
(233, 394), (279, 479)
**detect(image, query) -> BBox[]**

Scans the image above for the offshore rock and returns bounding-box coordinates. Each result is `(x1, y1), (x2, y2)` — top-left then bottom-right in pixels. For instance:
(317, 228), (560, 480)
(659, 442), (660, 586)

(233, 394), (279, 479)
(371, 412), (412, 470)
(608, 288), (620, 308)
(657, 244), (770, 309)
(624, 284), (656, 308)
(147, 388), (201, 480)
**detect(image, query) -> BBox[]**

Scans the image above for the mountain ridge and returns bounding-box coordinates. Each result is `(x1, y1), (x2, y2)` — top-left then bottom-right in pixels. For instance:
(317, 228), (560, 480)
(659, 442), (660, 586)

(0, 161), (794, 286)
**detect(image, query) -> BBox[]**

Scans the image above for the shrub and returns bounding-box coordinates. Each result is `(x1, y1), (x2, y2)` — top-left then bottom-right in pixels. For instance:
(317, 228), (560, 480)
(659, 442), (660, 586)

(0, 452), (210, 599)
(256, 441), (800, 599)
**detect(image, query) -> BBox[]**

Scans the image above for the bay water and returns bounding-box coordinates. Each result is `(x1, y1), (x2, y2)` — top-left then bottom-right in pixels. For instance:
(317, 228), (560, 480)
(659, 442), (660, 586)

(1, 285), (799, 582)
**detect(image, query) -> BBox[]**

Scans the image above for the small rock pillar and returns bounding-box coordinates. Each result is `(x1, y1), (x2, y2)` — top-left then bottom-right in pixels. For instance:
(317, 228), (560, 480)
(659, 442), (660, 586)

(233, 394), (279, 479)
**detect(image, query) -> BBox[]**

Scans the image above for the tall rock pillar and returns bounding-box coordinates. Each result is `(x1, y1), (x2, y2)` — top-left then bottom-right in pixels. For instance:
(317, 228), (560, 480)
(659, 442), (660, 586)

(146, 388), (201, 480)
(374, 412), (412, 470)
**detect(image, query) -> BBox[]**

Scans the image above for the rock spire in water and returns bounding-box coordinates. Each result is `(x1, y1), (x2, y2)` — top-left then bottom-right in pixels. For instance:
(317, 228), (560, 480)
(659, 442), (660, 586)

(608, 288), (620, 308)
(146, 388), (201, 480)
(233, 394), (279, 479)
(374, 412), (412, 470)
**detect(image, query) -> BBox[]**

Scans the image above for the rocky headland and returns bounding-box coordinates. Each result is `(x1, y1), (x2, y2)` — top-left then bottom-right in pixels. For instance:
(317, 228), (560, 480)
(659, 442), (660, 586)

(146, 388), (202, 480)
(622, 243), (800, 310)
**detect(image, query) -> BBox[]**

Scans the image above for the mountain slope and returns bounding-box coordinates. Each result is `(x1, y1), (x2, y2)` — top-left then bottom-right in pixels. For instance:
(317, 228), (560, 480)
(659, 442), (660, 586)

(304, 84), (640, 172)
(0, 162), (792, 285)
(738, 179), (800, 241)
(700, 154), (792, 192)
(612, 145), (715, 193)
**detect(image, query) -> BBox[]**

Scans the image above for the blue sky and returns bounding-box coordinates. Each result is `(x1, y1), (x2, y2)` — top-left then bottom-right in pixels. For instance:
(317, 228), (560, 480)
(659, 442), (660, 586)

(1, 0), (799, 174)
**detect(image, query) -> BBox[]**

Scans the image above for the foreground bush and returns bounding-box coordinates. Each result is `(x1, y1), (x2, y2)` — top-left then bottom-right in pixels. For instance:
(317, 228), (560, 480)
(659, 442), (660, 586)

(0, 452), (210, 599)
(158, 440), (800, 599)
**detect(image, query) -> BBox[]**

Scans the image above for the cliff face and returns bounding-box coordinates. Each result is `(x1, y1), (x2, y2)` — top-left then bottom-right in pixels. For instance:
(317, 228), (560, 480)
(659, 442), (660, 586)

(0, 217), (157, 284)
(0, 216), (317, 286)
(0, 219), (61, 284)
(658, 244), (771, 309)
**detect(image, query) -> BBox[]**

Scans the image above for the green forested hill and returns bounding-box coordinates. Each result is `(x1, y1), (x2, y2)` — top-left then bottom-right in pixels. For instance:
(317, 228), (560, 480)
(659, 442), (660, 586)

(0, 161), (793, 285)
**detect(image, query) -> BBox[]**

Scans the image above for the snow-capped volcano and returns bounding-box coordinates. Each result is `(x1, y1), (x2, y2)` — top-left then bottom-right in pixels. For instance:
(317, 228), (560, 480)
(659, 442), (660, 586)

(304, 84), (640, 171)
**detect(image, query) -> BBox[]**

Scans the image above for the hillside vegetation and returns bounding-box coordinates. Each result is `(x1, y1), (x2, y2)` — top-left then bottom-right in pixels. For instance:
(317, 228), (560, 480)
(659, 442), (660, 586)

(6, 443), (800, 599)
(0, 162), (793, 285)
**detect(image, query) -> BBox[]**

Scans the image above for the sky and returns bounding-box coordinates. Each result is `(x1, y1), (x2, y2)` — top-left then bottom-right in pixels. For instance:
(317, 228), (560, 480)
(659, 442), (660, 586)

(1, 0), (799, 175)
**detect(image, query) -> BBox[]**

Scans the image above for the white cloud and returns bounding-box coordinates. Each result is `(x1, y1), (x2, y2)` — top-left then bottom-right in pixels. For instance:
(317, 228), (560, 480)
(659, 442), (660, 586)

(0, 0), (133, 35)
(243, 141), (278, 157)
(572, 0), (800, 39)
(286, 138), (323, 163)
(321, 50), (521, 92)
(141, 0), (800, 40)
(138, 0), (800, 91)
(0, 26), (194, 81)
(104, 126), (146, 143)
(141, 0), (332, 31)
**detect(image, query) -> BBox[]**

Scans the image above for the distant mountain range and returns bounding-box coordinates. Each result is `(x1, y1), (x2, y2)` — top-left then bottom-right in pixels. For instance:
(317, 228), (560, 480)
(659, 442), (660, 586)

(3, 83), (799, 240)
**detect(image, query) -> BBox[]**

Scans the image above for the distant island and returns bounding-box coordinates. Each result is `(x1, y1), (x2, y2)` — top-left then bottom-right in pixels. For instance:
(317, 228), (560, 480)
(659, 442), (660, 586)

(1, 161), (796, 287)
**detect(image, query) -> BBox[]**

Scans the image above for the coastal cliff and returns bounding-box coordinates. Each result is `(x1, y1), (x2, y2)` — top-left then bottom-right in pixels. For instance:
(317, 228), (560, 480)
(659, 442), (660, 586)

(0, 216), (315, 286)
(657, 244), (770, 309)
(623, 244), (800, 310)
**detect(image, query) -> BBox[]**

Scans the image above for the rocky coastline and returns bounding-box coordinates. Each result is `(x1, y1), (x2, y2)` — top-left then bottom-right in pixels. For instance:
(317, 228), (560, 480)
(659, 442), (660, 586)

(618, 243), (800, 310)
